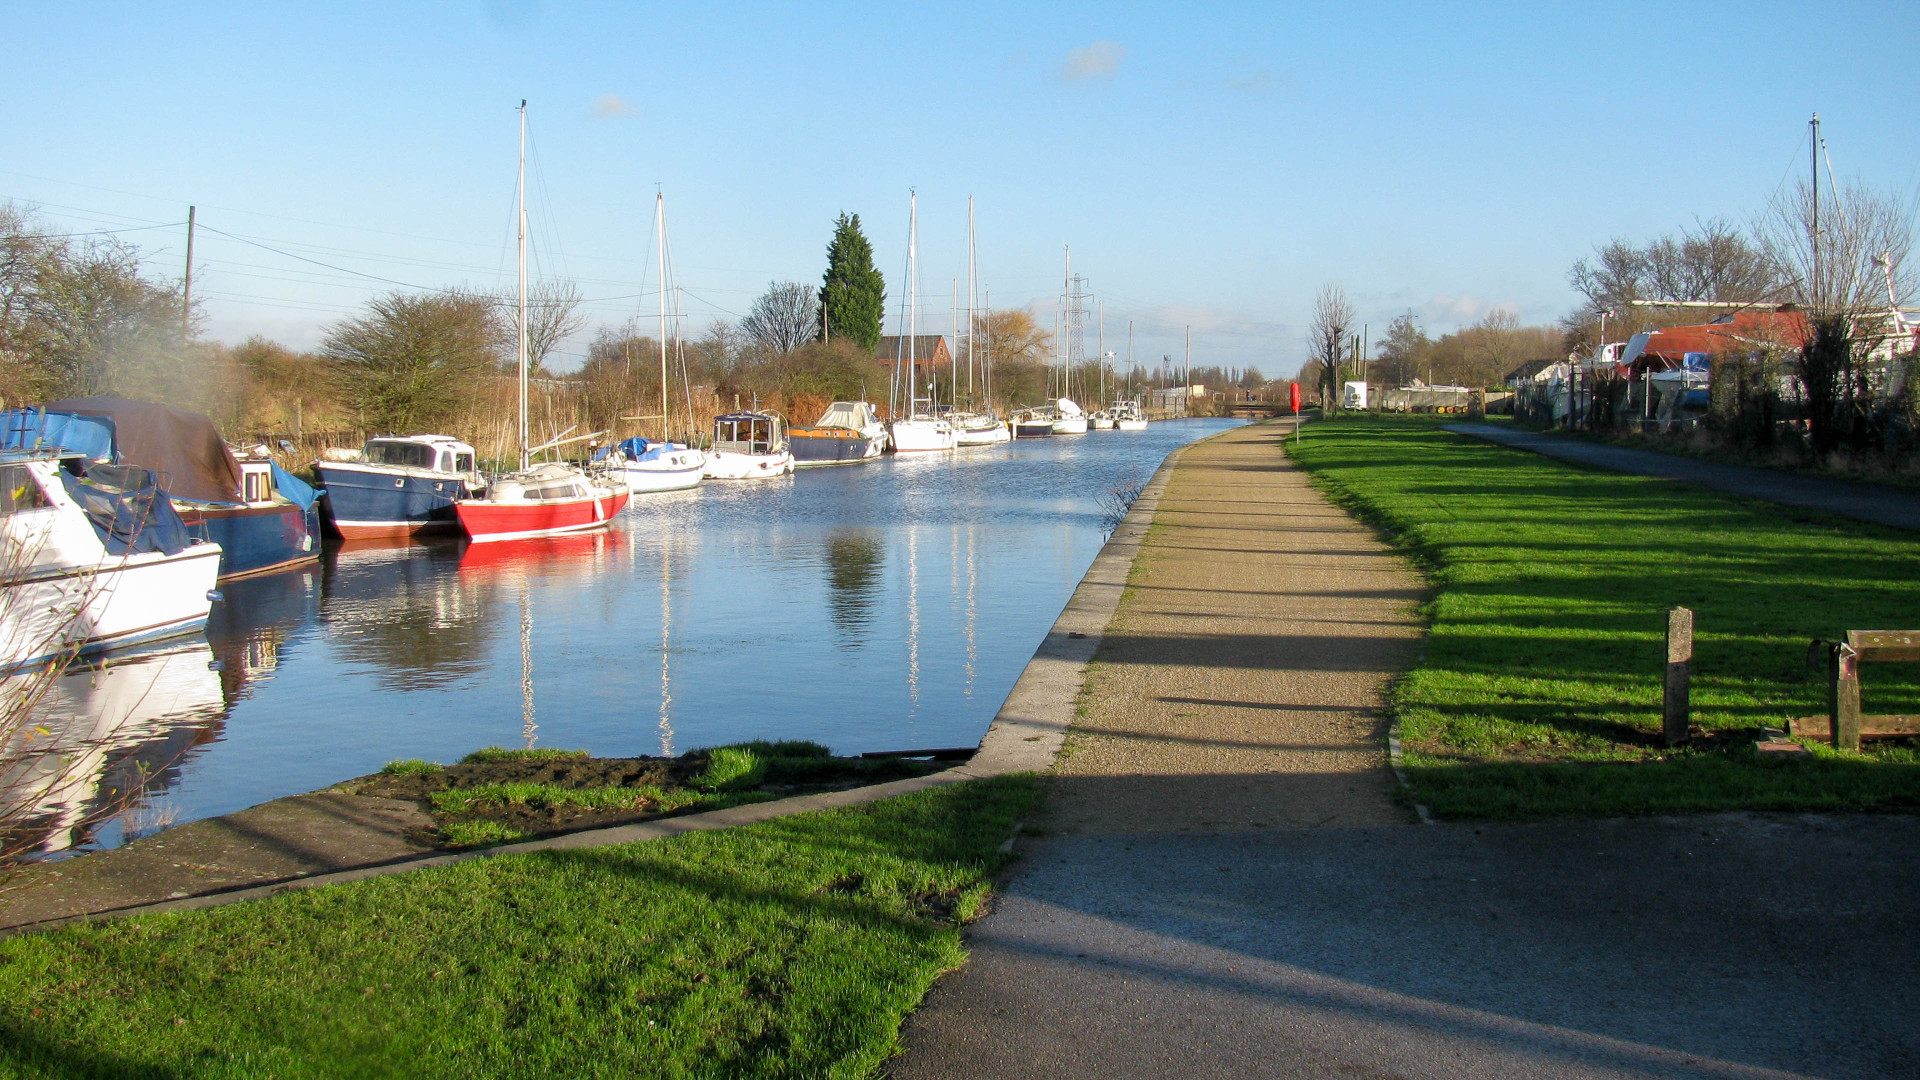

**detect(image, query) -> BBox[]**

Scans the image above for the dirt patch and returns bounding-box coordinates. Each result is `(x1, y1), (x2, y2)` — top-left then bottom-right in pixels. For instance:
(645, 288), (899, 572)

(350, 745), (949, 849)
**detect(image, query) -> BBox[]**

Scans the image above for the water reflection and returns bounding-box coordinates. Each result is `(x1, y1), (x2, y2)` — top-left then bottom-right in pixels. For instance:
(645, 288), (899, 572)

(823, 530), (884, 645)
(1, 642), (226, 857)
(325, 539), (493, 690)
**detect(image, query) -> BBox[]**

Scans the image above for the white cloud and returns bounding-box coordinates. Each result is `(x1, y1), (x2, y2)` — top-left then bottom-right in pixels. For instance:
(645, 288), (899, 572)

(592, 93), (638, 119)
(1061, 40), (1126, 82)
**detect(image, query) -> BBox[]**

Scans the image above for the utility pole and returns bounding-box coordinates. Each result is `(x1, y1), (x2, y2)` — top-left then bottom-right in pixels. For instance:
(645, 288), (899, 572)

(182, 206), (195, 344)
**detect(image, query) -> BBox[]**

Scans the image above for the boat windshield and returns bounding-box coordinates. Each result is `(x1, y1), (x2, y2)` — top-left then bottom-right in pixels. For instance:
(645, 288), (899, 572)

(364, 441), (439, 469)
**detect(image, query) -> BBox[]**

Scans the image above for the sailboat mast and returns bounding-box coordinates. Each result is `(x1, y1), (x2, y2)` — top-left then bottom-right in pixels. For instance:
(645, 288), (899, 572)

(517, 100), (529, 471)
(951, 278), (958, 408)
(1098, 300), (1105, 406)
(1127, 320), (1134, 398)
(657, 192), (669, 443)
(967, 197), (977, 402)
(908, 191), (919, 412)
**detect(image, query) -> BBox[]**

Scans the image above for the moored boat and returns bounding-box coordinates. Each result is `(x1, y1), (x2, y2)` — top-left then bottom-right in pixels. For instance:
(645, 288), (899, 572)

(1, 452), (222, 672)
(1050, 397), (1090, 435)
(888, 414), (956, 453)
(14, 398), (321, 581)
(1011, 407), (1055, 438)
(603, 437), (705, 492)
(315, 434), (484, 539)
(455, 463), (629, 543)
(952, 412), (1011, 446)
(789, 402), (887, 466)
(703, 412), (795, 478)
(456, 102), (631, 544)
(1089, 410), (1116, 430)
(1113, 400), (1148, 430)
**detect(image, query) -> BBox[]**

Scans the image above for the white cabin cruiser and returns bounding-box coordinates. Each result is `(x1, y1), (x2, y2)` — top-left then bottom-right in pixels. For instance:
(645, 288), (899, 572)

(1, 453), (222, 672)
(1112, 400), (1149, 431)
(703, 412), (795, 479)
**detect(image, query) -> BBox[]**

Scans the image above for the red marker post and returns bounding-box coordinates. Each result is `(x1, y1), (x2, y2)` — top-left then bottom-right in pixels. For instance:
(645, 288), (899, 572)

(1288, 382), (1302, 444)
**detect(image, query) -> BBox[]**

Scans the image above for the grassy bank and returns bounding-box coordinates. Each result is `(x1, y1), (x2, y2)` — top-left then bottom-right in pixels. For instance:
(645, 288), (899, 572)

(0, 775), (1038, 1079)
(1287, 415), (1920, 820)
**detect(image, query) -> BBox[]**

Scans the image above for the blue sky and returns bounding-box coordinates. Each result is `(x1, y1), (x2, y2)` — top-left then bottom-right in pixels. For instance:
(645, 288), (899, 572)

(7, 1), (1918, 375)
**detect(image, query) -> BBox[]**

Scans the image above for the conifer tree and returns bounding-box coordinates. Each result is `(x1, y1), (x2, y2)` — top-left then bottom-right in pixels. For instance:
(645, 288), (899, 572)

(820, 213), (885, 351)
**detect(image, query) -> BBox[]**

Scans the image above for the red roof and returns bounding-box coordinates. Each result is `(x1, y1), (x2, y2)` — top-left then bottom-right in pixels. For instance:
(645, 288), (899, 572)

(1637, 310), (1810, 360)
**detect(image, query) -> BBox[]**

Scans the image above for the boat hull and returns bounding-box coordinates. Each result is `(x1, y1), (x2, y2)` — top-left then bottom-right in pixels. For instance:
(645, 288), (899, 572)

(2, 543), (222, 672)
(455, 491), (630, 543)
(1115, 418), (1148, 431)
(1051, 417), (1090, 435)
(1013, 421), (1054, 438)
(613, 446), (706, 493)
(181, 503), (320, 581)
(889, 420), (955, 453)
(788, 430), (884, 466)
(702, 451), (795, 479)
(954, 421), (1011, 446)
(315, 462), (472, 539)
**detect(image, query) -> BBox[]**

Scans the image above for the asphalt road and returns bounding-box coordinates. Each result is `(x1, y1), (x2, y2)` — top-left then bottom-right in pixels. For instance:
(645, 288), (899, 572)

(892, 813), (1920, 1079)
(1444, 424), (1920, 532)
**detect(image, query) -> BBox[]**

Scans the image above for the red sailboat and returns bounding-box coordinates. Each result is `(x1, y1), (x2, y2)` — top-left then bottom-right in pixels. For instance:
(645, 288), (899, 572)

(456, 101), (628, 543)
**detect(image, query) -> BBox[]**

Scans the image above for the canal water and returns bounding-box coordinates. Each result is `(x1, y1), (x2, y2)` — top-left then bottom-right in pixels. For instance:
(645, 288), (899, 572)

(17, 419), (1243, 854)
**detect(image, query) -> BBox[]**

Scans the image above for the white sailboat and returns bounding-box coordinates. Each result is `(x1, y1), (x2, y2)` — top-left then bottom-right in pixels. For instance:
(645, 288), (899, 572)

(607, 192), (706, 494)
(888, 193), (957, 454)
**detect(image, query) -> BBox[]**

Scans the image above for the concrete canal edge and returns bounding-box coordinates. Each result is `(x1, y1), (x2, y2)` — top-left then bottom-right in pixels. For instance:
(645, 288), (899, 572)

(3, 432), (1210, 935)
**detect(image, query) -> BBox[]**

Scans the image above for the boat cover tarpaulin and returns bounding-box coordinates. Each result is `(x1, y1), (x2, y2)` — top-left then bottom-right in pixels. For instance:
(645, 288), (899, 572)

(0, 409), (116, 462)
(1617, 311), (1811, 374)
(41, 397), (243, 504)
(57, 470), (193, 556)
(272, 464), (319, 509)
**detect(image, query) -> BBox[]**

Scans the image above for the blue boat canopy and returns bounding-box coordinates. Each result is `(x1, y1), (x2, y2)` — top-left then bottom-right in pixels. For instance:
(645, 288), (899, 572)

(1, 409), (117, 462)
(57, 467), (193, 556)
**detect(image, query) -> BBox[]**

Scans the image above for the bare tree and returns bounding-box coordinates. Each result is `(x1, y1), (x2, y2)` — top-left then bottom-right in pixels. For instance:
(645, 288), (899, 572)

(1755, 178), (1917, 320)
(1754, 177), (1920, 455)
(1565, 220), (1787, 348)
(1306, 284), (1354, 410)
(518, 279), (586, 376)
(741, 281), (820, 355)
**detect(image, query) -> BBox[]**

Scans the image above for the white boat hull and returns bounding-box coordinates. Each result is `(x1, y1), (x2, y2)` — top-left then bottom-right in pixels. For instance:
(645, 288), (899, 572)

(1116, 418), (1148, 431)
(615, 447), (706, 493)
(702, 451), (794, 479)
(890, 418), (956, 453)
(1051, 416), (1090, 435)
(954, 422), (1011, 446)
(2, 545), (222, 672)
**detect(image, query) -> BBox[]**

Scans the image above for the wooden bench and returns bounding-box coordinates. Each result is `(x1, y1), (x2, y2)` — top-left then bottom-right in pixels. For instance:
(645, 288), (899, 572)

(1792, 631), (1920, 749)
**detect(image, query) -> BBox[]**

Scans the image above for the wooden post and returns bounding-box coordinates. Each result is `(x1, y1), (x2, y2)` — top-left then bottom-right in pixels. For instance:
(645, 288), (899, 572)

(1664, 607), (1693, 745)
(1829, 643), (1861, 751)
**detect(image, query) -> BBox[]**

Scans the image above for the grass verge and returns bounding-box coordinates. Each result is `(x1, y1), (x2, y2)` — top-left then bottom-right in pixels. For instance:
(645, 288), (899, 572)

(0, 774), (1039, 1079)
(1288, 415), (1920, 819)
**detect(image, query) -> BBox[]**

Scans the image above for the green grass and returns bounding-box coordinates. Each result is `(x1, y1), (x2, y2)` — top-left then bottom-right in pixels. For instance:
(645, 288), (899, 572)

(381, 758), (444, 777)
(694, 747), (770, 792)
(1288, 415), (1920, 819)
(458, 747), (591, 764)
(0, 775), (1039, 1079)
(428, 783), (697, 816)
(439, 819), (531, 848)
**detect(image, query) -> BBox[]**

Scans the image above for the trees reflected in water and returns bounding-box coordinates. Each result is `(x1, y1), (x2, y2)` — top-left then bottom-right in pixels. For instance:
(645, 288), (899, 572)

(824, 530), (884, 646)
